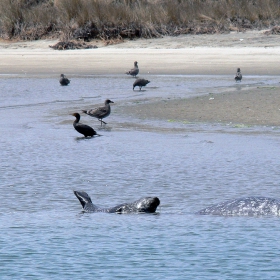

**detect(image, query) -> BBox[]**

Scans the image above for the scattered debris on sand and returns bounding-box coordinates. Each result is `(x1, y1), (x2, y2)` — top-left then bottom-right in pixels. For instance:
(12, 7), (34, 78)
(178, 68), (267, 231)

(49, 41), (98, 50)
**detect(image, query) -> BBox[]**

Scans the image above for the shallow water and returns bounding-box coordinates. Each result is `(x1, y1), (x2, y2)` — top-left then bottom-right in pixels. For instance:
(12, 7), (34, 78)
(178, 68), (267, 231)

(1, 75), (280, 279)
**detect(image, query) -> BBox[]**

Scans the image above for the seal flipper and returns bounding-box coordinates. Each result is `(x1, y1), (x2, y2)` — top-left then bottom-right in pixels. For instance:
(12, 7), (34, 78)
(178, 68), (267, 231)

(74, 191), (98, 212)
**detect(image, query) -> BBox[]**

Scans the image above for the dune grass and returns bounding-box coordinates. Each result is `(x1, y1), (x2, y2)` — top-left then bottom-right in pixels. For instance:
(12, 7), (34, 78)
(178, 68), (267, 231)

(0, 0), (280, 42)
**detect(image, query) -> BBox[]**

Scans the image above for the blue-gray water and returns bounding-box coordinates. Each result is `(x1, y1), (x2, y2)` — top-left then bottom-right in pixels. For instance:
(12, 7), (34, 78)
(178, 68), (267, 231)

(1, 75), (280, 279)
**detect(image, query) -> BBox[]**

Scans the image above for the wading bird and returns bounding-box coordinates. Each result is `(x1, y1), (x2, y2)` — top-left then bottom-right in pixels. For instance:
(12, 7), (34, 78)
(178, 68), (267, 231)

(126, 61), (139, 77)
(59, 74), (70, 86)
(235, 68), (242, 82)
(72, 113), (97, 137)
(133, 78), (150, 91)
(82, 99), (114, 126)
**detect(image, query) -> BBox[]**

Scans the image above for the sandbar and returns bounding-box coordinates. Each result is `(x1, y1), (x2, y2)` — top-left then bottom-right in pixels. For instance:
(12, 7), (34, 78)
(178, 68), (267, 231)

(1, 30), (280, 127)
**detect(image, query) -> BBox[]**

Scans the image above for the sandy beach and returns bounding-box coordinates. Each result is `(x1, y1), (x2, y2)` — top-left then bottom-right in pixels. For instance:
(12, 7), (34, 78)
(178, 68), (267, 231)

(1, 30), (280, 127)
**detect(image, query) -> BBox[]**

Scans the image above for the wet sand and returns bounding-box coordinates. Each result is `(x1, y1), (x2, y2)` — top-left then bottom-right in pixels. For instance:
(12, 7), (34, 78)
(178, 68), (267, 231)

(1, 31), (280, 127)
(118, 87), (280, 127)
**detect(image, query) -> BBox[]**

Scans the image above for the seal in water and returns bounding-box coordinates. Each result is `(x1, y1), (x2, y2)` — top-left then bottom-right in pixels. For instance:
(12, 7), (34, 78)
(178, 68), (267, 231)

(197, 197), (280, 216)
(74, 191), (160, 214)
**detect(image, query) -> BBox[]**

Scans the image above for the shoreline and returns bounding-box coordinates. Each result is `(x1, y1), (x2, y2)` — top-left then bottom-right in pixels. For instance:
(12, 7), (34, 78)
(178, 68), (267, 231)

(1, 31), (280, 127)
(0, 31), (280, 75)
(1, 47), (280, 76)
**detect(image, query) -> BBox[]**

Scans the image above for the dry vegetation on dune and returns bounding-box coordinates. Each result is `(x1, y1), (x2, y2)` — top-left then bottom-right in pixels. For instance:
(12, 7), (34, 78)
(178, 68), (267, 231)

(0, 0), (280, 45)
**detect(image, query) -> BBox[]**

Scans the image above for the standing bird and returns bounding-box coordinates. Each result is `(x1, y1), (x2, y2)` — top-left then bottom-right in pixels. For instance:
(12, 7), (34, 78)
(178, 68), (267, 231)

(126, 61), (139, 77)
(82, 99), (114, 127)
(60, 74), (70, 86)
(72, 113), (97, 137)
(133, 78), (150, 91)
(235, 68), (242, 82)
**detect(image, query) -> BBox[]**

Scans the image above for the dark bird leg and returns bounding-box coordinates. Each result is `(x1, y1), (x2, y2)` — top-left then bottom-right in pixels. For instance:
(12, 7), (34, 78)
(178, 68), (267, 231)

(99, 119), (107, 126)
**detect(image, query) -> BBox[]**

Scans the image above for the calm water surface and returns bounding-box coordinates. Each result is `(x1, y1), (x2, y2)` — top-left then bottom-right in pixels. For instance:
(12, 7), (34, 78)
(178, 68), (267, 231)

(1, 75), (280, 279)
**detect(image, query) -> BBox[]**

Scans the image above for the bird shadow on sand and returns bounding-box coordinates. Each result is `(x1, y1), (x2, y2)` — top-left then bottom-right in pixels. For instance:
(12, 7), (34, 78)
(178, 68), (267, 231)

(95, 126), (112, 132)
(74, 134), (103, 141)
(132, 91), (146, 97)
